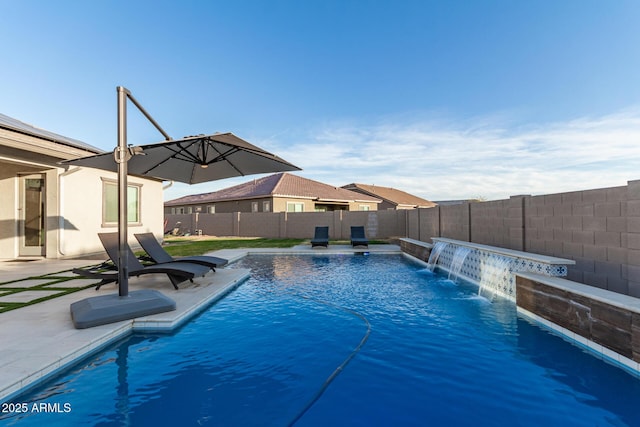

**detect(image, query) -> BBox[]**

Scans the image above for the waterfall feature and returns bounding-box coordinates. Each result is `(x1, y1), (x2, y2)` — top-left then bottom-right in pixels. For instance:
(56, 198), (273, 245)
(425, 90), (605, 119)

(478, 255), (513, 300)
(427, 241), (449, 271)
(448, 247), (473, 283)
(404, 237), (574, 302)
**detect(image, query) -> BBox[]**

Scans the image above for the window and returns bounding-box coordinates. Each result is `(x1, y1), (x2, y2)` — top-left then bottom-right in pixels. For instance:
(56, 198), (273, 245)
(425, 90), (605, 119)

(286, 202), (304, 212)
(263, 201), (271, 212)
(208, 205), (216, 214)
(359, 205), (371, 211)
(103, 180), (141, 225)
(186, 206), (193, 214)
(252, 202), (259, 212)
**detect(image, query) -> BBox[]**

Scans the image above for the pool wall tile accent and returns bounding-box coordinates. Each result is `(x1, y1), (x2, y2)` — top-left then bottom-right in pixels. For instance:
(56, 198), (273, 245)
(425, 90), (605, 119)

(399, 238), (432, 262)
(426, 238), (575, 301)
(517, 273), (640, 367)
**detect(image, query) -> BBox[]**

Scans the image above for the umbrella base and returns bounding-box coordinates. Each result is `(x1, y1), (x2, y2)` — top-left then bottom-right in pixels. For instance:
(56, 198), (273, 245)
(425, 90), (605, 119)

(70, 290), (176, 329)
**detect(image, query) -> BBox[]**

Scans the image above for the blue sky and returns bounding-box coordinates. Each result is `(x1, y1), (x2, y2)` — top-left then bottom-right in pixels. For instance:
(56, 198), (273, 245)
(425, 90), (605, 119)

(2, 0), (640, 201)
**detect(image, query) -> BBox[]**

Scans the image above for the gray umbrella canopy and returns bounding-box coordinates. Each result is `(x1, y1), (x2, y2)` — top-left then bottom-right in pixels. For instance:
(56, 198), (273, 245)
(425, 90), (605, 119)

(62, 132), (301, 183)
(67, 86), (302, 329)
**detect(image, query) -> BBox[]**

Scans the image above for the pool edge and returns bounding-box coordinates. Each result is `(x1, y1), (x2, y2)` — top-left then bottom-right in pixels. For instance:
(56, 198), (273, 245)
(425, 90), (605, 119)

(0, 268), (251, 402)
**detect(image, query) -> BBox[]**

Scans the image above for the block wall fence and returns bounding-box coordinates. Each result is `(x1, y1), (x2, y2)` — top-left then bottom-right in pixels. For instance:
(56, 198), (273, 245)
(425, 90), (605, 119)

(165, 179), (640, 298)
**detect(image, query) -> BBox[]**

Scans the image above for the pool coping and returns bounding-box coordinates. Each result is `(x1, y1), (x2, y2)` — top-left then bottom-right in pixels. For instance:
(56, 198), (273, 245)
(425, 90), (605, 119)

(431, 237), (576, 265)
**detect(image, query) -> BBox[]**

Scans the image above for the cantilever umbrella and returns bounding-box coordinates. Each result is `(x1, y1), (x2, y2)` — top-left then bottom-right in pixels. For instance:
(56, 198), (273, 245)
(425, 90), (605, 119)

(63, 127), (300, 328)
(62, 132), (301, 183)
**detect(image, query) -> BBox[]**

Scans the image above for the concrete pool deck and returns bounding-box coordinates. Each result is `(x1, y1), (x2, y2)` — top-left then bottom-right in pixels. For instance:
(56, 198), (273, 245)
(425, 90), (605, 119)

(0, 244), (401, 401)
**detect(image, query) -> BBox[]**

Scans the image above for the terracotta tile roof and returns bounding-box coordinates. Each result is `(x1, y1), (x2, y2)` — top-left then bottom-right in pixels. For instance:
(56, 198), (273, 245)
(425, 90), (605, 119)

(165, 173), (381, 206)
(342, 183), (437, 208)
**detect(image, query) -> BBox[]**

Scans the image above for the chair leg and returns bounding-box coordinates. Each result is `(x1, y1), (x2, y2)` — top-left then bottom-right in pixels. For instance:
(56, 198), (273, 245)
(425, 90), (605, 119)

(167, 274), (182, 290)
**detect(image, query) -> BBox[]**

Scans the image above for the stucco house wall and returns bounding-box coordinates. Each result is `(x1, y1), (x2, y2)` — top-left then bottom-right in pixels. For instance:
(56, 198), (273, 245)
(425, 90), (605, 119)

(0, 113), (163, 259)
(59, 168), (164, 257)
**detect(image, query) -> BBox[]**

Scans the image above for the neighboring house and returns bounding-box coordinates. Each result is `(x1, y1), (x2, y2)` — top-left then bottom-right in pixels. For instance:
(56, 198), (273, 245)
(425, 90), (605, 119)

(341, 183), (437, 210)
(165, 173), (381, 214)
(0, 113), (164, 259)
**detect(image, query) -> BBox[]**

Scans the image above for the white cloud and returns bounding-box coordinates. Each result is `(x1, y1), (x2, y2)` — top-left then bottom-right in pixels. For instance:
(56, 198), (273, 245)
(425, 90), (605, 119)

(164, 107), (640, 203)
(279, 108), (640, 201)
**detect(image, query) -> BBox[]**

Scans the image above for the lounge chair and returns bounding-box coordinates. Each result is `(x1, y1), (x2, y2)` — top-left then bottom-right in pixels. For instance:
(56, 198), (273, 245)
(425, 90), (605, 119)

(72, 233), (210, 290)
(350, 226), (369, 248)
(135, 232), (228, 270)
(310, 226), (329, 248)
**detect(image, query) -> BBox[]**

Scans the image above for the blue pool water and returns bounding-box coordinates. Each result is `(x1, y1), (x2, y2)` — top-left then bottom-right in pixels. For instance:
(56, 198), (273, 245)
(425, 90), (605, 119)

(4, 254), (640, 426)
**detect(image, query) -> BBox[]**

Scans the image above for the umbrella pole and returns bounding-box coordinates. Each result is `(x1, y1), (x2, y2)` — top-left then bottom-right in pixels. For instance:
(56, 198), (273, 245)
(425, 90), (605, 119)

(117, 86), (129, 297)
(69, 87), (177, 329)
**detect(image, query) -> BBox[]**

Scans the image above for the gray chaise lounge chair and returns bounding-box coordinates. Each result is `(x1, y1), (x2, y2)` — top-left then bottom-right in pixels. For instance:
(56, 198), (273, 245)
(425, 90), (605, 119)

(310, 226), (329, 248)
(72, 233), (210, 290)
(350, 226), (369, 248)
(135, 232), (228, 270)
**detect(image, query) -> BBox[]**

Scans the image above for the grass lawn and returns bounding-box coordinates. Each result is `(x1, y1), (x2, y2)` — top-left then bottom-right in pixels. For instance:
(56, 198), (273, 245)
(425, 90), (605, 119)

(161, 237), (306, 256)
(162, 236), (390, 257)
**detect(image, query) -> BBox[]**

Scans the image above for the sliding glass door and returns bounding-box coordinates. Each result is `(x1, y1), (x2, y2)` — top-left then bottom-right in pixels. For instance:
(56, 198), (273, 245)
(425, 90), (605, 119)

(19, 174), (45, 256)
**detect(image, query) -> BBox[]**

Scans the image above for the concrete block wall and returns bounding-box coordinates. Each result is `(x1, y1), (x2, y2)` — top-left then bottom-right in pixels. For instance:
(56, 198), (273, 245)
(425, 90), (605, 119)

(283, 212), (334, 239)
(164, 213), (195, 235)
(341, 211), (378, 240)
(439, 204), (470, 242)
(507, 195), (527, 251)
(525, 185), (628, 293)
(195, 212), (235, 237)
(469, 199), (509, 248)
(627, 180), (640, 297)
(406, 208), (439, 242)
(377, 209), (408, 240)
(164, 210), (408, 240)
(407, 209), (420, 240)
(419, 207), (440, 242)
(236, 212), (282, 238)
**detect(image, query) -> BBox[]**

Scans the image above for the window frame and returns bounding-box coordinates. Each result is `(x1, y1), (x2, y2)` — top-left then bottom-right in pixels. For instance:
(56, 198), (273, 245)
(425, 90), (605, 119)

(286, 202), (304, 212)
(102, 179), (142, 227)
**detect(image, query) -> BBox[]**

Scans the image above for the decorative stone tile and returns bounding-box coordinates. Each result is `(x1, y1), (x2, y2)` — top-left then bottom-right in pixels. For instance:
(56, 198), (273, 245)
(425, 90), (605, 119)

(0, 279), (52, 288)
(0, 290), (63, 303)
(41, 279), (101, 289)
(431, 241), (572, 301)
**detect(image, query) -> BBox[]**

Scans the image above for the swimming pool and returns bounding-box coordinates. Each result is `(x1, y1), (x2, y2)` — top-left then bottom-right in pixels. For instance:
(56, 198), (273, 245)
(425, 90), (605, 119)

(4, 254), (640, 426)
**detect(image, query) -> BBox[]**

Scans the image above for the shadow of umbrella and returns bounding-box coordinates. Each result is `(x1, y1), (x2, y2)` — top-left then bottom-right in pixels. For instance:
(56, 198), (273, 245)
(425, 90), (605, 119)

(61, 86), (300, 329)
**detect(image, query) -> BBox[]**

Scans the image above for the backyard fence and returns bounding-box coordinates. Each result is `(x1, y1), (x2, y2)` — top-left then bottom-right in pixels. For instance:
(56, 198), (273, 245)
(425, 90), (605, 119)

(165, 179), (640, 297)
